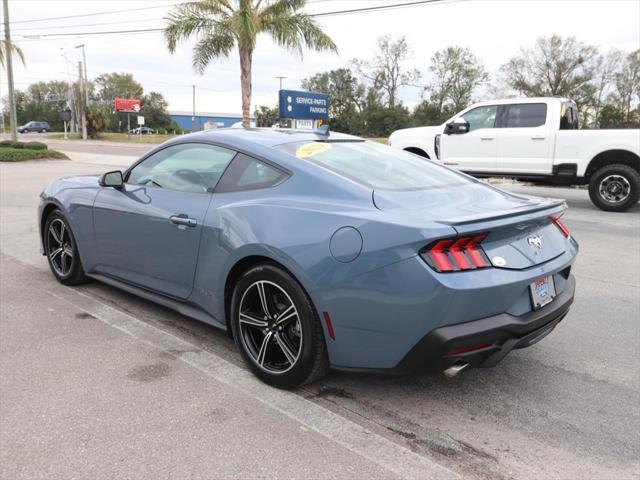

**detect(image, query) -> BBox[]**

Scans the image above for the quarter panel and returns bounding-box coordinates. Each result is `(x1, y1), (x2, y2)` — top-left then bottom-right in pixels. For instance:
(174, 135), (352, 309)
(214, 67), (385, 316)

(321, 244), (577, 369)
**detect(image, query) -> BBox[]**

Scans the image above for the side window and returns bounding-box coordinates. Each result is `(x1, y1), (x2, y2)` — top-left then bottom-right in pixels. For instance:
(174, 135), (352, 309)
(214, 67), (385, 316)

(504, 103), (547, 128)
(461, 105), (497, 132)
(215, 153), (288, 193)
(560, 102), (579, 130)
(127, 143), (236, 193)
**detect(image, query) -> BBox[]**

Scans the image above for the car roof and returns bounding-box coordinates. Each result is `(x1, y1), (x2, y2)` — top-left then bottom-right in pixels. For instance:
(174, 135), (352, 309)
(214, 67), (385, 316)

(470, 97), (571, 107)
(180, 127), (362, 149)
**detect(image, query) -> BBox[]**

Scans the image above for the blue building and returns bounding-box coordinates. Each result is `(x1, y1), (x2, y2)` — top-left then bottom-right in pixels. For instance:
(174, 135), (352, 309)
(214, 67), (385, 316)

(169, 111), (255, 132)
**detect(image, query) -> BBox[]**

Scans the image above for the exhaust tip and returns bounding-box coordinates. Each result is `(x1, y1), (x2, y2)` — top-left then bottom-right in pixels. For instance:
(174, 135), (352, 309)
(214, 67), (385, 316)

(443, 363), (469, 378)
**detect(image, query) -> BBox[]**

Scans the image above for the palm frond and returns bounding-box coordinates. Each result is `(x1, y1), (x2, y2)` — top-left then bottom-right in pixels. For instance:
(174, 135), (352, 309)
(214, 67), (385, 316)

(164, 1), (232, 53)
(1, 39), (26, 67)
(262, 13), (337, 56)
(231, 0), (260, 51)
(259, 0), (306, 19)
(192, 31), (235, 74)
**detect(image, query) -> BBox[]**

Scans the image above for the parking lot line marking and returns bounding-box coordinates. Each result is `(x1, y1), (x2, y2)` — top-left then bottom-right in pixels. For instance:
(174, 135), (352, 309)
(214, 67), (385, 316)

(42, 281), (460, 480)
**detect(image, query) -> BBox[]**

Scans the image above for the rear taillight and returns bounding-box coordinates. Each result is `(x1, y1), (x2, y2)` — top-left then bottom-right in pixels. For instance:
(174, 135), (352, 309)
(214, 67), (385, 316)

(420, 234), (490, 272)
(549, 214), (570, 238)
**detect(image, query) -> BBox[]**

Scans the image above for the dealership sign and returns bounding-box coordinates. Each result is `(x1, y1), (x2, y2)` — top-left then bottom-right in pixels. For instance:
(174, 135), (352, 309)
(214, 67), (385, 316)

(114, 98), (141, 112)
(278, 90), (329, 120)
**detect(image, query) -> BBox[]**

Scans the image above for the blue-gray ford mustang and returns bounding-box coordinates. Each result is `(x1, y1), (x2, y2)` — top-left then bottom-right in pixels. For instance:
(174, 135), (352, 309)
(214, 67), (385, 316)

(38, 128), (578, 388)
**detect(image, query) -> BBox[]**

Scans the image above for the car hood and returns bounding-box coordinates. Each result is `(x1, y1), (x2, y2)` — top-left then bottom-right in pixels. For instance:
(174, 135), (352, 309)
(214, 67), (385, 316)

(43, 174), (100, 197)
(60, 174), (100, 185)
(389, 125), (443, 143)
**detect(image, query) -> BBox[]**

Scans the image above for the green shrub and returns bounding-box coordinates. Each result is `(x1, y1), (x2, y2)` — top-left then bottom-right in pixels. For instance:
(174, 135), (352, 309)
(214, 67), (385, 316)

(86, 109), (110, 139)
(24, 141), (48, 150)
(0, 140), (25, 148)
(0, 148), (67, 162)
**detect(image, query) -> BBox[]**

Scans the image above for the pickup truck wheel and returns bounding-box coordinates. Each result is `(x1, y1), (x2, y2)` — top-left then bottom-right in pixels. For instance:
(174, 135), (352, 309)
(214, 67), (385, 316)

(588, 164), (640, 212)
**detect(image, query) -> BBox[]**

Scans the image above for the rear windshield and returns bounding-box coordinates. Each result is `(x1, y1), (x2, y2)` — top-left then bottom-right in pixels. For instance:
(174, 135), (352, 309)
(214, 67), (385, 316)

(277, 141), (472, 190)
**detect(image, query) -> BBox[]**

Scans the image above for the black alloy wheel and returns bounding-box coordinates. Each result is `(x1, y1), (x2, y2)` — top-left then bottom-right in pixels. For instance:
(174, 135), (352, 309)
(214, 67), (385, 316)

(231, 264), (329, 389)
(44, 210), (87, 285)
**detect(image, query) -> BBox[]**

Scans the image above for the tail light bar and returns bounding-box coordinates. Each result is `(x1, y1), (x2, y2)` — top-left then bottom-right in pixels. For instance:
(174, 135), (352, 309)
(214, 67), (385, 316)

(549, 214), (570, 238)
(420, 234), (490, 273)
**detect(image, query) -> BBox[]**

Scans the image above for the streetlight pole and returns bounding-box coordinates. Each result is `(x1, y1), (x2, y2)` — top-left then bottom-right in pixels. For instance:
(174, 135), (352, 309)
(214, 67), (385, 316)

(192, 84), (196, 132)
(3, 0), (19, 141)
(275, 76), (286, 91)
(78, 61), (87, 140)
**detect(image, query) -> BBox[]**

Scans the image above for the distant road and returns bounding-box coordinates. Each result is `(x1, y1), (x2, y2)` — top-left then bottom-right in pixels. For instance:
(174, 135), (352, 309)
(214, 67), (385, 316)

(2, 132), (157, 158)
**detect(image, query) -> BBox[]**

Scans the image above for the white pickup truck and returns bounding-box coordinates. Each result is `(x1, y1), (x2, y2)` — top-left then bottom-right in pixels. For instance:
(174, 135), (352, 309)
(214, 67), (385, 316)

(389, 97), (640, 212)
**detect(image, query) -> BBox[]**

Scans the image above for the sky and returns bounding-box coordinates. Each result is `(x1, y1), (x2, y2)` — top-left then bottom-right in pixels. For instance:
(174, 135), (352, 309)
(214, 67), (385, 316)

(2, 0), (639, 115)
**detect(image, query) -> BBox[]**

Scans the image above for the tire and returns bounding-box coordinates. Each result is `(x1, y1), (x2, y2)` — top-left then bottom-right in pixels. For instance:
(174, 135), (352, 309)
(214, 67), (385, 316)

(588, 164), (640, 212)
(43, 210), (88, 285)
(230, 264), (329, 389)
(41, 129), (47, 133)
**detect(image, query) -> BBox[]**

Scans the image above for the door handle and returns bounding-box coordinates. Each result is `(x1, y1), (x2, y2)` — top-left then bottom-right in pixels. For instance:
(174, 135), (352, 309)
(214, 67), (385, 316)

(531, 136), (546, 140)
(480, 137), (495, 141)
(170, 214), (197, 228)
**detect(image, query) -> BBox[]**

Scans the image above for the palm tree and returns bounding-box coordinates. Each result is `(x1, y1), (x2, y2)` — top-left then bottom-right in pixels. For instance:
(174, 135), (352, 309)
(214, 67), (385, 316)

(164, 0), (337, 128)
(0, 39), (25, 68)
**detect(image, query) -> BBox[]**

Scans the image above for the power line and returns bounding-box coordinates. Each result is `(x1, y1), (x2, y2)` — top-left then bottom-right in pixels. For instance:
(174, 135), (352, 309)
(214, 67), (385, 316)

(313, 0), (463, 17)
(4, 0), (403, 33)
(7, 17), (166, 33)
(11, 0), (465, 40)
(19, 27), (165, 39)
(8, 2), (184, 25)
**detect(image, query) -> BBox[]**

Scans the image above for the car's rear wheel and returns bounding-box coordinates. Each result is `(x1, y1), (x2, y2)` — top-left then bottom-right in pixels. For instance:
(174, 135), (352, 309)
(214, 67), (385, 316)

(230, 264), (329, 389)
(44, 210), (88, 285)
(588, 164), (640, 212)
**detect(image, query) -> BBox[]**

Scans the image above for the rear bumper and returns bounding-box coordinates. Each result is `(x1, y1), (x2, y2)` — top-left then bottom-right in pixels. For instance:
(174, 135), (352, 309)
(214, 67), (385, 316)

(336, 274), (575, 375)
(396, 274), (575, 374)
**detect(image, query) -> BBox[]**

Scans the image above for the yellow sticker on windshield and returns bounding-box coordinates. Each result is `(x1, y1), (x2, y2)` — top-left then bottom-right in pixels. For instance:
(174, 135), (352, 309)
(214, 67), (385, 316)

(296, 142), (331, 158)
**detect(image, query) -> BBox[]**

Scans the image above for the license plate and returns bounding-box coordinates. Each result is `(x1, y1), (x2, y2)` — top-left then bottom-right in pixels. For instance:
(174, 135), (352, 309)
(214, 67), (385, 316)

(530, 275), (556, 310)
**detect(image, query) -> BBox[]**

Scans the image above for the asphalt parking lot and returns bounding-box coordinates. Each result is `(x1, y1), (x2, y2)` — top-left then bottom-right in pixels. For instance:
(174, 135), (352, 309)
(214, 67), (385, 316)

(1, 149), (639, 479)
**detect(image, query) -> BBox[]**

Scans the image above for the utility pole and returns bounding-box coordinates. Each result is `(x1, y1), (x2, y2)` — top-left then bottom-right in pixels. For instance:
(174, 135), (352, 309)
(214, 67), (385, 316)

(0, 65), (4, 134)
(276, 76), (286, 91)
(3, 0), (18, 141)
(192, 84), (196, 132)
(75, 44), (88, 107)
(78, 61), (87, 140)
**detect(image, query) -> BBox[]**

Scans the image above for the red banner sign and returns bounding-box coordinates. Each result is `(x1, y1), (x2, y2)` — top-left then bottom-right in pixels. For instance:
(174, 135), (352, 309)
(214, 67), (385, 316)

(114, 98), (141, 112)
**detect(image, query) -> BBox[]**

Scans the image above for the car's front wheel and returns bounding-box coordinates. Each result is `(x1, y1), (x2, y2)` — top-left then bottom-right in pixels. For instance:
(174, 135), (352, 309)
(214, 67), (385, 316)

(588, 164), (640, 212)
(44, 210), (88, 285)
(230, 264), (329, 389)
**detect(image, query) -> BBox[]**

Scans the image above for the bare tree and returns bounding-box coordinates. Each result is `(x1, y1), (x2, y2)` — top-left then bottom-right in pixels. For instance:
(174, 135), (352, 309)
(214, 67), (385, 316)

(591, 49), (623, 126)
(610, 49), (640, 126)
(501, 35), (598, 104)
(352, 35), (420, 108)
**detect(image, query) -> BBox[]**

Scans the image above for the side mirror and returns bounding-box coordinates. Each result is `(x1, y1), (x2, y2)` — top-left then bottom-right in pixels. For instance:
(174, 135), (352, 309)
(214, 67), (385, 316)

(99, 170), (124, 189)
(444, 117), (470, 135)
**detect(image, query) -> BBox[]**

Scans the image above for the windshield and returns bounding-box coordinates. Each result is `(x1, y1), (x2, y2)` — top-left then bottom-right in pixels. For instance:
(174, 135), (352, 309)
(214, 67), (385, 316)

(277, 140), (473, 190)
